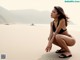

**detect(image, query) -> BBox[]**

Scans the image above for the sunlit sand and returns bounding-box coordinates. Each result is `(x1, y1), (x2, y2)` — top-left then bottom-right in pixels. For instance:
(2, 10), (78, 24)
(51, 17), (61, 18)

(0, 24), (80, 60)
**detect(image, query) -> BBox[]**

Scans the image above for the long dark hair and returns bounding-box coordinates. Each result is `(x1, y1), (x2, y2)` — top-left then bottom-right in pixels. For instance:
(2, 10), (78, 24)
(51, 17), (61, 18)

(54, 6), (69, 26)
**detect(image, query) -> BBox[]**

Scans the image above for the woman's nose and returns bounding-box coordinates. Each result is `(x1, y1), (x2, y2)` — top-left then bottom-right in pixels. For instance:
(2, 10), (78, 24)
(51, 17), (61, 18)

(51, 13), (52, 15)
(51, 12), (52, 14)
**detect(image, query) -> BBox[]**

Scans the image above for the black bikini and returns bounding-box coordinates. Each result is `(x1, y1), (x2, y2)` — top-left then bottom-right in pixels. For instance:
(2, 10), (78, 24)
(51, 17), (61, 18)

(52, 20), (67, 34)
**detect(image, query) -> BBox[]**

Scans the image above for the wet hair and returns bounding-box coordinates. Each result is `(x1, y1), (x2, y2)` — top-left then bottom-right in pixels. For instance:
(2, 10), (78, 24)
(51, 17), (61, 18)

(54, 6), (69, 26)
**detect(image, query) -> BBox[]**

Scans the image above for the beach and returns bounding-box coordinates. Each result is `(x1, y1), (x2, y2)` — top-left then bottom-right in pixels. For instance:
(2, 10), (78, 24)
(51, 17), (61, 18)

(0, 24), (80, 60)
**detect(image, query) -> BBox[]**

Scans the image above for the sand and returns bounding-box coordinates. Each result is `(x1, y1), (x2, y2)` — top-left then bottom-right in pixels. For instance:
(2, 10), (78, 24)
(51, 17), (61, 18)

(0, 24), (80, 60)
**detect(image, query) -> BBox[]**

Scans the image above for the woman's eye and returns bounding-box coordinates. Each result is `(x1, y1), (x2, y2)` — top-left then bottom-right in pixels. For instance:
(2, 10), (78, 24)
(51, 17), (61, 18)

(53, 11), (55, 13)
(52, 11), (55, 13)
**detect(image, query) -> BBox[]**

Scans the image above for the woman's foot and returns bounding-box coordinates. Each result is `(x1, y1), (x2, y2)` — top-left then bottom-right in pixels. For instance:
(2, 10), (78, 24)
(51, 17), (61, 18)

(55, 49), (66, 53)
(59, 51), (72, 58)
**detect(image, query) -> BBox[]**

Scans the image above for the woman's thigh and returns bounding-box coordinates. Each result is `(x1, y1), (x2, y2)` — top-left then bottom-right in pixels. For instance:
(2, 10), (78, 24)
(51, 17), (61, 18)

(55, 34), (76, 46)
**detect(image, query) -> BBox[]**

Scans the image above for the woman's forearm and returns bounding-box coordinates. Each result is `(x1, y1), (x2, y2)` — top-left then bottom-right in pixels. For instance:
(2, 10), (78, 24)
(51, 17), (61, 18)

(49, 36), (54, 44)
(49, 32), (57, 44)
(48, 32), (55, 40)
(48, 33), (53, 40)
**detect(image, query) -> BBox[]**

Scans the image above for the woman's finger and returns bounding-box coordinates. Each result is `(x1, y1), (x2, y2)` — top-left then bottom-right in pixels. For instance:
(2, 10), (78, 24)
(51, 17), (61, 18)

(45, 47), (48, 52)
(48, 47), (50, 52)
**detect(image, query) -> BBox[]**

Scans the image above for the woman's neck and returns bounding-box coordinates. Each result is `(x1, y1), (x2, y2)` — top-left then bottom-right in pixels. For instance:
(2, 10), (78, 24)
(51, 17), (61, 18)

(54, 18), (58, 22)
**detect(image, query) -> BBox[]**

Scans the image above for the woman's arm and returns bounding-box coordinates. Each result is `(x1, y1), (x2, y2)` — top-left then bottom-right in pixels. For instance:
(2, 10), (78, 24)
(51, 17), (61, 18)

(49, 19), (65, 44)
(54, 19), (65, 36)
(48, 21), (55, 41)
(45, 19), (66, 52)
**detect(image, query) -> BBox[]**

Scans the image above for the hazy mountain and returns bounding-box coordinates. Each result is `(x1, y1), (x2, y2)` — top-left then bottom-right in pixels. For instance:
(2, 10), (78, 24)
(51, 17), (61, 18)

(10, 9), (51, 24)
(0, 6), (74, 25)
(0, 6), (15, 24)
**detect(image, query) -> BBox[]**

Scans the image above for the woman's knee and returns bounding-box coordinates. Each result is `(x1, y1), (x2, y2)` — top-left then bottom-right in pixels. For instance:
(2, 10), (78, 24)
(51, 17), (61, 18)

(69, 39), (76, 46)
(55, 34), (62, 41)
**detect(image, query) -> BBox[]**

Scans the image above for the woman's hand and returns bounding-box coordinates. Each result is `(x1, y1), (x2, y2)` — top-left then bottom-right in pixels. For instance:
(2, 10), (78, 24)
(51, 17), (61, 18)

(45, 41), (52, 52)
(45, 33), (55, 52)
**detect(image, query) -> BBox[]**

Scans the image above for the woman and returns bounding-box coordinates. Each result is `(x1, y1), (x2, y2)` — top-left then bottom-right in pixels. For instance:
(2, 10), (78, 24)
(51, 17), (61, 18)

(45, 6), (76, 58)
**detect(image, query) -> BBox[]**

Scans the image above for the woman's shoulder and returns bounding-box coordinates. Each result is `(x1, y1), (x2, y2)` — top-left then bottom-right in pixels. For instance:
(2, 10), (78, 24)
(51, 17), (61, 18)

(60, 18), (65, 21)
(59, 18), (65, 23)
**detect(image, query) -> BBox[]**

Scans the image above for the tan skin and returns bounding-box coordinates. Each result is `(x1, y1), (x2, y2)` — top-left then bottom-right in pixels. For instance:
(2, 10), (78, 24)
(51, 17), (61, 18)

(45, 9), (76, 56)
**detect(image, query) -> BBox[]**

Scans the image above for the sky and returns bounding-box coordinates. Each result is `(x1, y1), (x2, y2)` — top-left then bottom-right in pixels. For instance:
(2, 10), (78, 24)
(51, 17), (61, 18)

(0, 0), (53, 11)
(0, 0), (80, 25)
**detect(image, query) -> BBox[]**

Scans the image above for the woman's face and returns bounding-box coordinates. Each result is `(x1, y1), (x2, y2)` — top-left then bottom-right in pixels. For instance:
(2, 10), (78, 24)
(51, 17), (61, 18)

(51, 9), (59, 18)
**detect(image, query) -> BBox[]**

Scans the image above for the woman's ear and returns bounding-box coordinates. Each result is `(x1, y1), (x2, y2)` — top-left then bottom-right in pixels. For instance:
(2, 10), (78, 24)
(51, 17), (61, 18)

(58, 14), (60, 16)
(58, 14), (60, 17)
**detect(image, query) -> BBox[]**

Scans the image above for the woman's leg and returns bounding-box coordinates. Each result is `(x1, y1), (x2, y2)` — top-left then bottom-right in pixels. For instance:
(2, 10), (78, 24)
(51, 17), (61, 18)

(49, 36), (65, 51)
(55, 34), (76, 55)
(52, 37), (60, 47)
(48, 34), (59, 47)
(56, 34), (76, 47)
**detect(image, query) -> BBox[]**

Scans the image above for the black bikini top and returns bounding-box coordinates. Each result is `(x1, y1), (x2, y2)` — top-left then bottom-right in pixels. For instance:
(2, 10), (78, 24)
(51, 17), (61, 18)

(52, 20), (67, 34)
